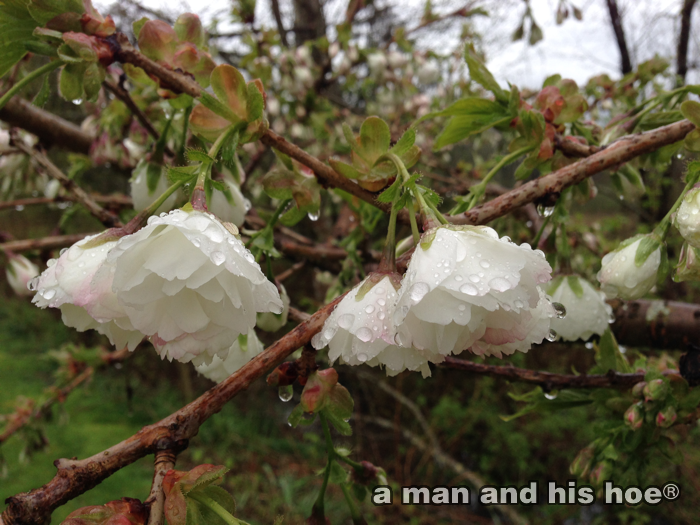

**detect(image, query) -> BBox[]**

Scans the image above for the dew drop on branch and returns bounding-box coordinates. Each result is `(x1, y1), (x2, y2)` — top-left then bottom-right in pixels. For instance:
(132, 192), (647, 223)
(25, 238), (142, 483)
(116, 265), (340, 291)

(536, 204), (555, 217)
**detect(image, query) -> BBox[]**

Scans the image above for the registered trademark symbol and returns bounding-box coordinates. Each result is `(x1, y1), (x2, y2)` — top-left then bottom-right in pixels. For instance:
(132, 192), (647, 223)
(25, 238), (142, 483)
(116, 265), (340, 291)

(663, 483), (680, 500)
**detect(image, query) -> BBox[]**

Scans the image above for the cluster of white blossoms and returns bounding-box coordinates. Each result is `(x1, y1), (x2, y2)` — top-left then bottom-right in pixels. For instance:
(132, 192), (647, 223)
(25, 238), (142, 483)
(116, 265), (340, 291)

(31, 208), (282, 374)
(313, 225), (560, 376)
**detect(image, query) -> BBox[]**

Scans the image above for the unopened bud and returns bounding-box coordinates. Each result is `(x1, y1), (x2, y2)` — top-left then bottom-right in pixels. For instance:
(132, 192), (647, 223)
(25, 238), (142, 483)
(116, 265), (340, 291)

(624, 403), (644, 430)
(656, 406), (677, 428)
(643, 379), (669, 402)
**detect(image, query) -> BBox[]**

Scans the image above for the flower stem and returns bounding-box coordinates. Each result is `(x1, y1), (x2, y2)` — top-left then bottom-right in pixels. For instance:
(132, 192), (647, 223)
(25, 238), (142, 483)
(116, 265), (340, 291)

(386, 152), (441, 229)
(178, 104), (193, 164)
(340, 483), (367, 525)
(532, 216), (550, 247)
(378, 192), (401, 273)
(188, 492), (244, 525)
(466, 145), (535, 211)
(311, 412), (336, 520)
(0, 61), (62, 111)
(655, 170), (700, 239)
(127, 179), (188, 233)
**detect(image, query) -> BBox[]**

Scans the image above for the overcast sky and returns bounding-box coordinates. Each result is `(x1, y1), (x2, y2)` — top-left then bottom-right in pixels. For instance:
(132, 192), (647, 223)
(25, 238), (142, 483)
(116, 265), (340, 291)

(94, 0), (700, 89)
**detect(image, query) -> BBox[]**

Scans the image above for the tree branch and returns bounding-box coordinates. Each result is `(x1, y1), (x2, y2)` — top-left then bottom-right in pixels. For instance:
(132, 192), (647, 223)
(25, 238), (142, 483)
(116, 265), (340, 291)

(0, 194), (132, 211)
(12, 141), (123, 228)
(270, 0), (289, 47)
(0, 97), (94, 155)
(1, 295), (344, 525)
(605, 0), (633, 75)
(677, 0), (697, 82)
(0, 233), (93, 253)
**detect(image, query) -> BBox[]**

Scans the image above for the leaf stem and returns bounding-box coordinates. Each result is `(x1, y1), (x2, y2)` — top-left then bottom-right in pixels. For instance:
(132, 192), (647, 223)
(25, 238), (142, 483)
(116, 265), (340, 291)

(340, 483), (366, 525)
(188, 492), (243, 525)
(127, 179), (187, 233)
(312, 413), (336, 520)
(0, 61), (62, 111)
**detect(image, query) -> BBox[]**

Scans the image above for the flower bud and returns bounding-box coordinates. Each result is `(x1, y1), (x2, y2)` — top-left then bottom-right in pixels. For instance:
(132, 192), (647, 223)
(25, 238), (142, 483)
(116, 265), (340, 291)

(588, 461), (613, 487)
(674, 242), (700, 282)
(675, 184), (700, 248)
(300, 368), (338, 413)
(643, 378), (669, 402)
(631, 381), (647, 399)
(624, 403), (644, 430)
(6, 254), (39, 297)
(569, 444), (596, 478)
(597, 234), (665, 300)
(545, 275), (611, 341)
(351, 461), (387, 487)
(656, 406), (677, 428)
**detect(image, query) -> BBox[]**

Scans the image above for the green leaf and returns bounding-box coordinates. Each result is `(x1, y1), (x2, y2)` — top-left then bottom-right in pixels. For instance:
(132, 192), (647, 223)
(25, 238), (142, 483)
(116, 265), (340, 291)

(32, 74), (50, 107)
(388, 127), (416, 157)
(246, 82), (264, 121)
(376, 176), (402, 203)
(0, 0), (39, 77)
(681, 100), (700, 128)
(430, 98), (511, 150)
(210, 64), (248, 121)
(132, 17), (149, 39)
(167, 166), (198, 183)
(328, 158), (362, 180)
(321, 383), (354, 436)
(59, 62), (86, 101)
(82, 62), (104, 101)
(464, 45), (507, 104)
(27, 0), (84, 25)
(199, 92), (239, 124)
(146, 162), (162, 193)
(329, 462), (348, 484)
(597, 329), (631, 373)
(634, 235), (663, 267)
(186, 149), (215, 163)
(359, 116), (391, 164)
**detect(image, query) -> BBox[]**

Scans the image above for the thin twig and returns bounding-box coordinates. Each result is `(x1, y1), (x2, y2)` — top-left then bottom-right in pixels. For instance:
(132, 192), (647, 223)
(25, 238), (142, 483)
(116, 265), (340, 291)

(0, 194), (132, 211)
(12, 141), (123, 228)
(145, 450), (177, 525)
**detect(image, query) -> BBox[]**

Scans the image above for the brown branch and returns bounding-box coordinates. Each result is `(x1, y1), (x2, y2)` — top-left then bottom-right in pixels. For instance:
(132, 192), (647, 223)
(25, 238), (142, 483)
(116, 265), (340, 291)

(0, 367), (94, 446)
(103, 79), (173, 158)
(0, 233), (94, 253)
(0, 97), (94, 155)
(440, 356), (655, 389)
(145, 450), (177, 525)
(1, 295), (344, 525)
(12, 141), (123, 228)
(270, 0), (289, 47)
(0, 194), (132, 211)
(452, 119), (696, 225)
(677, 0), (697, 82)
(555, 134), (601, 158)
(605, 0), (633, 75)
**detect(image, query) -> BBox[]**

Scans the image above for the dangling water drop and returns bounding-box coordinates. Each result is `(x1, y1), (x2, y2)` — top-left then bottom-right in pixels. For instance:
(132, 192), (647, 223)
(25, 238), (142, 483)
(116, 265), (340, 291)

(356, 327), (373, 342)
(545, 329), (558, 342)
(27, 277), (39, 291)
(278, 384), (293, 402)
(357, 353), (368, 362)
(552, 302), (566, 319)
(307, 211), (320, 221)
(544, 391), (558, 400)
(211, 251), (226, 266)
(608, 311), (616, 324)
(536, 204), (555, 217)
(585, 341), (594, 349)
(71, 98), (83, 105)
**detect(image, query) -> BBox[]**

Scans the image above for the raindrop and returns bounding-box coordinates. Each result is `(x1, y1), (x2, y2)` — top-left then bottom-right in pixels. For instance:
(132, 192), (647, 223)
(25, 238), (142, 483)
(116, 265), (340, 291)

(71, 98), (83, 105)
(43, 289), (56, 300)
(357, 353), (368, 362)
(378, 312), (385, 320)
(536, 204), (555, 217)
(552, 302), (566, 319)
(455, 275), (463, 282)
(365, 305), (375, 314)
(191, 238), (201, 248)
(514, 299), (524, 309)
(545, 329), (558, 342)
(307, 211), (320, 221)
(608, 311), (616, 324)
(459, 283), (478, 296)
(338, 313), (355, 329)
(544, 391), (558, 400)
(585, 342), (594, 349)
(245, 252), (256, 263)
(211, 251), (226, 266)
(323, 325), (337, 340)
(356, 327), (373, 342)
(469, 274), (480, 283)
(458, 304), (466, 311)
(394, 333), (403, 345)
(278, 385), (294, 402)
(59, 248), (68, 256)
(479, 260), (490, 269)
(14, 205), (24, 211)
(489, 277), (511, 292)
(46, 258), (56, 268)
(377, 298), (386, 306)
(409, 282), (430, 303)
(77, 261), (85, 268)
(27, 277), (39, 291)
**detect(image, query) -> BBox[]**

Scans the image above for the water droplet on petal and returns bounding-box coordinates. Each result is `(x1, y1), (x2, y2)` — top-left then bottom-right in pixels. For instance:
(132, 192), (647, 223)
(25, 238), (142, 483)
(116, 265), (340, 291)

(357, 353), (368, 362)
(459, 283), (478, 296)
(489, 277), (511, 292)
(552, 302), (566, 319)
(545, 329), (558, 342)
(278, 384), (293, 402)
(455, 275), (463, 282)
(480, 260), (490, 268)
(323, 325), (337, 340)
(338, 313), (355, 329)
(27, 277), (39, 291)
(409, 282), (430, 303)
(46, 258), (56, 268)
(365, 305), (375, 314)
(43, 289), (56, 300)
(72, 98), (83, 105)
(356, 327), (373, 342)
(211, 251), (226, 266)
(191, 238), (201, 248)
(514, 299), (524, 309)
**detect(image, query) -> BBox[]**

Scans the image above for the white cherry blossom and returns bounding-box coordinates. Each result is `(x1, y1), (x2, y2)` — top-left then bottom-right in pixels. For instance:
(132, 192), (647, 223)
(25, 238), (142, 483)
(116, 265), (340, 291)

(675, 184), (700, 248)
(6, 254), (39, 297)
(393, 226), (556, 359)
(313, 273), (432, 377)
(99, 209), (283, 364)
(31, 233), (143, 351)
